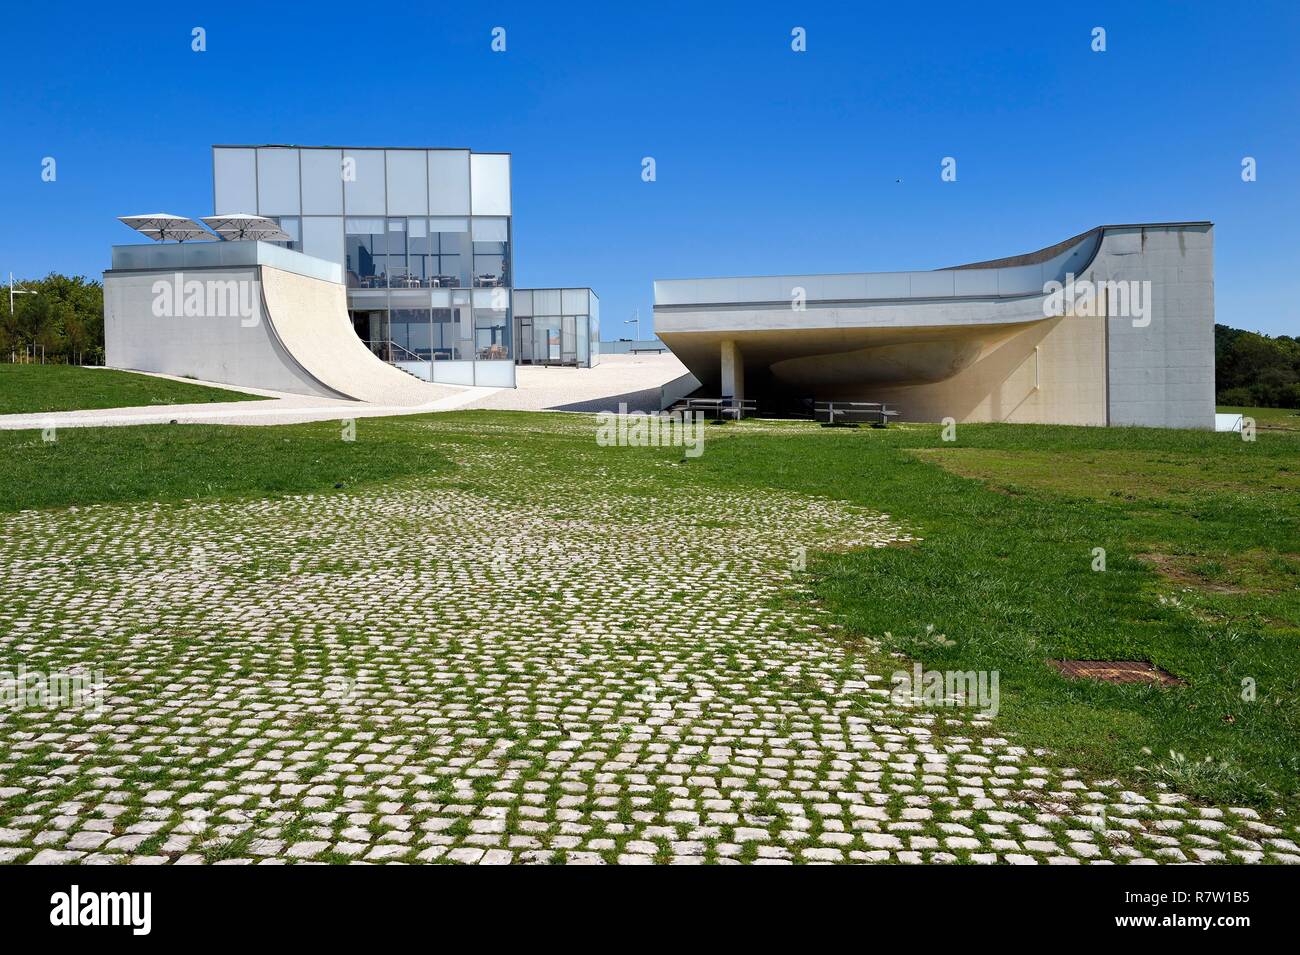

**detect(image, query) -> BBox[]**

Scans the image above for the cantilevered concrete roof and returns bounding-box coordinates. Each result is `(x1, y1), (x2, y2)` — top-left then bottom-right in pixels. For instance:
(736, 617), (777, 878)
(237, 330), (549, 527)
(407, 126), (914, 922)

(653, 222), (1211, 309)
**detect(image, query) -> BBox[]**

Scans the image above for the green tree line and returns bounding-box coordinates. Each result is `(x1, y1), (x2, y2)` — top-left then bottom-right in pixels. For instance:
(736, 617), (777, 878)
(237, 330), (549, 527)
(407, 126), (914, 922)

(1215, 324), (1300, 409)
(1, 274), (104, 364)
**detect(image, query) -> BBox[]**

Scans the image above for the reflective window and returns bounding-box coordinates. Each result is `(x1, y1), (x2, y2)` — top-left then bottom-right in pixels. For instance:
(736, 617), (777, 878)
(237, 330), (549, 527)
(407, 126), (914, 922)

(576, 316), (590, 364)
(345, 217), (385, 288)
(431, 218), (470, 288)
(431, 307), (455, 359)
(272, 216), (302, 253)
(407, 219), (431, 285)
(516, 289), (596, 367)
(473, 308), (510, 360)
(389, 306), (429, 359)
(472, 217), (510, 288)
(386, 219), (410, 286)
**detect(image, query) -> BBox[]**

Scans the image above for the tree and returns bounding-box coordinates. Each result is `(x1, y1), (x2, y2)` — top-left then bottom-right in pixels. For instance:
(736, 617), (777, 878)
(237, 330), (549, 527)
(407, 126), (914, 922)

(1215, 324), (1300, 409)
(2, 273), (104, 363)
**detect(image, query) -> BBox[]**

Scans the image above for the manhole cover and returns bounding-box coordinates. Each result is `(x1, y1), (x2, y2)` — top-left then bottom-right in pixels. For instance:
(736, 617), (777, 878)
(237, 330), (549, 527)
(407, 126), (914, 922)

(1048, 660), (1183, 686)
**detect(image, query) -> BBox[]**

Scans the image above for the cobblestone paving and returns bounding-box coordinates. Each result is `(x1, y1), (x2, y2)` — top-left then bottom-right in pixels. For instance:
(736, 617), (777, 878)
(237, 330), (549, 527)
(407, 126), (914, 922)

(0, 437), (1296, 865)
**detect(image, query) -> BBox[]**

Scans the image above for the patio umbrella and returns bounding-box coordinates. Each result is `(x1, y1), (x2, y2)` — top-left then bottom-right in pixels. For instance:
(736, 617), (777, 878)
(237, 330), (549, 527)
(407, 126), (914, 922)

(201, 214), (292, 242)
(118, 213), (216, 243)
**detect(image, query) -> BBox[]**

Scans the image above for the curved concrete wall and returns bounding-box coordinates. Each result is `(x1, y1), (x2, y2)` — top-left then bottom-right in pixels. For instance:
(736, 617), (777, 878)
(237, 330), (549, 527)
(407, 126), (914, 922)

(104, 247), (454, 405)
(258, 266), (446, 405)
(104, 266), (342, 398)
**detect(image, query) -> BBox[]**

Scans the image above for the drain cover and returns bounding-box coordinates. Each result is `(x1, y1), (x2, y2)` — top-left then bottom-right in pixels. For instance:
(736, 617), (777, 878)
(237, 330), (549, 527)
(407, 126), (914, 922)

(1049, 660), (1182, 686)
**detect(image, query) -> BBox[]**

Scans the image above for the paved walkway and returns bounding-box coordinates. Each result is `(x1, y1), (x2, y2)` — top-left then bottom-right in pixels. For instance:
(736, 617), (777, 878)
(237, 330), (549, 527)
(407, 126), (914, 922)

(0, 355), (688, 430)
(0, 418), (1291, 865)
(462, 354), (689, 413)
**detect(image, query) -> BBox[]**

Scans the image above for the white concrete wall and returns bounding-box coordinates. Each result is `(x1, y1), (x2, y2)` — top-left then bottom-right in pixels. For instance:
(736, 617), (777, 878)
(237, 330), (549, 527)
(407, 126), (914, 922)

(1101, 226), (1215, 429)
(104, 266), (340, 397)
(104, 250), (472, 403)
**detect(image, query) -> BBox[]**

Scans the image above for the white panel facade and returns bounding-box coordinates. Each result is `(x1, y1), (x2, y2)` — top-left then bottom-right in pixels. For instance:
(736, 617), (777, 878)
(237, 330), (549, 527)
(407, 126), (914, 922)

(213, 148), (257, 214)
(470, 153), (511, 215)
(256, 148), (300, 215)
(562, 288), (589, 314)
(302, 216), (344, 267)
(428, 150), (471, 215)
(385, 150), (429, 215)
(343, 149), (386, 214)
(532, 289), (561, 315)
(471, 217), (508, 242)
(300, 148), (343, 215)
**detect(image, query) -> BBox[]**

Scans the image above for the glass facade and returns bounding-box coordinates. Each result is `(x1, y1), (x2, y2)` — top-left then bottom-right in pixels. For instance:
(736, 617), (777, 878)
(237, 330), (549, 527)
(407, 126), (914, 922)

(341, 215), (487, 290)
(513, 288), (600, 368)
(214, 145), (514, 376)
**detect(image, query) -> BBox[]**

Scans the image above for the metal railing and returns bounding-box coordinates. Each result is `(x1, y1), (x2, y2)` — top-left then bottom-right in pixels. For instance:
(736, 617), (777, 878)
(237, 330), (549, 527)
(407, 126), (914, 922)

(364, 339), (425, 364)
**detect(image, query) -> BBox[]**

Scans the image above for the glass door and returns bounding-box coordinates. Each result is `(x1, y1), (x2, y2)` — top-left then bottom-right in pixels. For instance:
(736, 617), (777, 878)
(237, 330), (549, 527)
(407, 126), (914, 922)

(517, 318), (533, 363)
(561, 316), (576, 365)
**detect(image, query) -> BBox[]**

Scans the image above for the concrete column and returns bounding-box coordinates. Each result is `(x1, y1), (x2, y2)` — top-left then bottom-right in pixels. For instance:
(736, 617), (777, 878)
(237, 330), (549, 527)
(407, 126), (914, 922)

(720, 339), (744, 399)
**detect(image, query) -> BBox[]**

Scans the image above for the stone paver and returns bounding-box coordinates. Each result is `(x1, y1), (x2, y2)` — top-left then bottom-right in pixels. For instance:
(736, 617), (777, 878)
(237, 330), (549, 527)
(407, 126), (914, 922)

(0, 421), (1293, 864)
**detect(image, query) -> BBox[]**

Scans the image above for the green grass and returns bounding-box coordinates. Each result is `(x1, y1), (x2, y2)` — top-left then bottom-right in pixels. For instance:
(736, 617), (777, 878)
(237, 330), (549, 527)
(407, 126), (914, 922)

(0, 407), (1295, 813)
(693, 419), (1299, 810)
(1217, 404), (1300, 431)
(0, 420), (452, 511)
(0, 364), (263, 415)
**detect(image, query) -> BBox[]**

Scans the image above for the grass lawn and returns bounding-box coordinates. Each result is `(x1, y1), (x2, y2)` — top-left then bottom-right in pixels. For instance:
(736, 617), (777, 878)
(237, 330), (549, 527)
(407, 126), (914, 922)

(0, 364), (264, 415)
(713, 421), (1298, 810)
(0, 408), (1296, 820)
(1217, 404), (1300, 431)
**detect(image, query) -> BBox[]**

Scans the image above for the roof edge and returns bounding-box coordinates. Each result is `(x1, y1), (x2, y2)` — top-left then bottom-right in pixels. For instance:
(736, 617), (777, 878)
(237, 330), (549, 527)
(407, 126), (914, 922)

(947, 221), (1213, 271)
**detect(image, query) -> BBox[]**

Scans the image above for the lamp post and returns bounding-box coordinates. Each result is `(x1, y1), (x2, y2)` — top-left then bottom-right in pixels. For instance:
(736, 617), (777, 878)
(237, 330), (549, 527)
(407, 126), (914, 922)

(8, 272), (36, 315)
(624, 308), (640, 343)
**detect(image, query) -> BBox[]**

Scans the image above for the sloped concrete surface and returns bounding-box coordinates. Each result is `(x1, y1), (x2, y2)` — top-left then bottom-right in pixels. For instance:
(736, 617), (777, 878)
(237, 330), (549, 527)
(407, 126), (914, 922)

(259, 266), (454, 406)
(461, 354), (689, 413)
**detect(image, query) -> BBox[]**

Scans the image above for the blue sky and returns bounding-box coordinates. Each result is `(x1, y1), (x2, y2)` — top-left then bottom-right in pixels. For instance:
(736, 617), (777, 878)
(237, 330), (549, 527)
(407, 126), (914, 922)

(2, 1), (1297, 336)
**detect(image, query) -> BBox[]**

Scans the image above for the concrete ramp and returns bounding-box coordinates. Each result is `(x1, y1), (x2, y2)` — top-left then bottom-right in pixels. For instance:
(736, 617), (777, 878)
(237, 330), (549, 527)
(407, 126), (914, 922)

(259, 265), (444, 405)
(104, 241), (460, 406)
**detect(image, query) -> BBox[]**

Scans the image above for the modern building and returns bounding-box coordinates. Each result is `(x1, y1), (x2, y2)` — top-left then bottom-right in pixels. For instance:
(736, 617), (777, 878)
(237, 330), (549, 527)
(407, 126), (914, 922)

(653, 222), (1215, 428)
(212, 145), (516, 383)
(513, 288), (600, 367)
(105, 145), (603, 396)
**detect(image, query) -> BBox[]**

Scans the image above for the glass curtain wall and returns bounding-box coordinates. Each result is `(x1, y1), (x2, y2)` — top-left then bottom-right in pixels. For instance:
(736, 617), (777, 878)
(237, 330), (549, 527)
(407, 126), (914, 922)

(345, 216), (511, 362)
(345, 217), (485, 290)
(217, 147), (515, 376)
(514, 289), (598, 367)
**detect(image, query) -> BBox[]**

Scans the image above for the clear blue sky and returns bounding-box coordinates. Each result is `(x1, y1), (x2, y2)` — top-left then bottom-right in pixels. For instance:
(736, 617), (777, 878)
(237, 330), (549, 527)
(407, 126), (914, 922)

(2, 0), (1296, 337)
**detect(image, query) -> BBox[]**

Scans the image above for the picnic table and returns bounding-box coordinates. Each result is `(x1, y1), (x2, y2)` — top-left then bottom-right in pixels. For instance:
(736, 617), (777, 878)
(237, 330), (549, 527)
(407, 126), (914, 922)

(813, 400), (899, 428)
(685, 397), (758, 421)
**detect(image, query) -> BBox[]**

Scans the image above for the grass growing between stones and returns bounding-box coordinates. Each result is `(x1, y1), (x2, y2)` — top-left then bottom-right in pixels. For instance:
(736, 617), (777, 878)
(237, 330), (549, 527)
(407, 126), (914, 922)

(0, 409), (1296, 865)
(690, 418), (1299, 811)
(0, 365), (262, 415)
